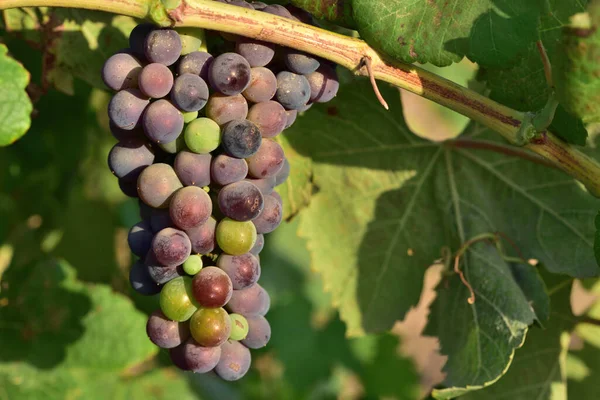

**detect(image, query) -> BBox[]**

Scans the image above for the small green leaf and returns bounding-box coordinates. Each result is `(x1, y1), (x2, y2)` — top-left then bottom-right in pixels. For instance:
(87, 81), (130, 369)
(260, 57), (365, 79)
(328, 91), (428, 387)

(427, 243), (536, 399)
(555, 0), (600, 124)
(460, 270), (575, 400)
(548, 105), (588, 146)
(509, 263), (550, 326)
(351, 0), (540, 67)
(0, 44), (32, 146)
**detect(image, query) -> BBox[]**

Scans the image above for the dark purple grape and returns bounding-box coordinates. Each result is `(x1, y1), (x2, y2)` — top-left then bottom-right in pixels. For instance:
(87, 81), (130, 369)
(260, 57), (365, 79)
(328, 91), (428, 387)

(247, 101), (287, 138)
(102, 53), (142, 91)
(206, 93), (248, 126)
(138, 63), (174, 98)
(171, 73), (209, 112)
(142, 99), (184, 144)
(275, 158), (290, 186)
(169, 344), (192, 371)
(108, 138), (155, 181)
(284, 51), (320, 74)
(191, 266), (233, 308)
(242, 67), (277, 103)
(147, 256), (185, 284)
(307, 64), (339, 103)
(152, 227), (192, 267)
(227, 283), (270, 316)
(249, 233), (264, 255)
(119, 178), (139, 198)
(186, 217), (216, 254)
(252, 194), (282, 234)
(109, 121), (143, 141)
(241, 315), (271, 349)
(150, 208), (175, 232)
(215, 340), (251, 381)
(177, 51), (214, 80)
(217, 252), (260, 289)
(139, 199), (154, 220)
(147, 310), (191, 349)
(137, 163), (183, 208)
(218, 181), (264, 221)
(183, 338), (222, 373)
(276, 71), (311, 110)
(129, 23), (156, 59)
(284, 109), (297, 129)
(211, 154), (248, 186)
(129, 260), (161, 295)
(128, 220), (154, 258)
(208, 52), (251, 95)
(221, 119), (262, 159)
(262, 4), (293, 18)
(244, 176), (275, 196)
(144, 29), (182, 66)
(235, 38), (275, 67)
(108, 89), (149, 130)
(174, 151), (212, 187)
(169, 186), (212, 230)
(246, 139), (284, 178)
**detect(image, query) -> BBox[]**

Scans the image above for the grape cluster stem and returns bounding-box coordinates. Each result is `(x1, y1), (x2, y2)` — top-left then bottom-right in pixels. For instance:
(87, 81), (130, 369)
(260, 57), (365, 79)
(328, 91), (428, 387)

(2, 0), (600, 196)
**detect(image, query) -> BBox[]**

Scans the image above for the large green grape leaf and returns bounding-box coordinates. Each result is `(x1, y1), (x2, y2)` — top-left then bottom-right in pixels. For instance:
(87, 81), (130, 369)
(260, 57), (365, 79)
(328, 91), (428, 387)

(282, 77), (599, 396)
(351, 0), (540, 67)
(283, 77), (600, 337)
(445, 270), (575, 400)
(480, 0), (589, 145)
(555, 0), (600, 124)
(0, 44), (32, 146)
(3, 8), (136, 94)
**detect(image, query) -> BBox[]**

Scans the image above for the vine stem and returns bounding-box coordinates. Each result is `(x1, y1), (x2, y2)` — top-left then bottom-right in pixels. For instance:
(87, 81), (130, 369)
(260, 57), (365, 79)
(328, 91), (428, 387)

(2, 0), (600, 195)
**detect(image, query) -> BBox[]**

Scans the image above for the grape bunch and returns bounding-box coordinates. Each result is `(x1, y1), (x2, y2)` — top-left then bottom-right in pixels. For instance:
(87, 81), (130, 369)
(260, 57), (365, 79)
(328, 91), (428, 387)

(103, 1), (338, 380)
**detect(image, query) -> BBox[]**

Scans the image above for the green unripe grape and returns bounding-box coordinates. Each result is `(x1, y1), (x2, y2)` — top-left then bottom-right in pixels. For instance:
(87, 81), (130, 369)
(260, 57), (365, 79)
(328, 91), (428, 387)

(176, 27), (207, 55)
(229, 313), (249, 341)
(183, 254), (203, 275)
(216, 218), (257, 255)
(184, 118), (221, 154)
(158, 134), (187, 154)
(190, 307), (231, 347)
(183, 111), (198, 123)
(160, 276), (199, 322)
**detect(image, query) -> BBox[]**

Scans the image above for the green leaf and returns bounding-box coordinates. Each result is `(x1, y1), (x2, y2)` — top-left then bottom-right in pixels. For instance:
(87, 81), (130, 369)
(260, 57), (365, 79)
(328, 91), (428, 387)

(510, 263), (550, 326)
(0, 259), (156, 369)
(0, 259), (193, 399)
(351, 0), (540, 67)
(289, 0), (356, 29)
(459, 271), (575, 400)
(568, 280), (600, 399)
(426, 243), (537, 399)
(283, 77), (599, 337)
(275, 134), (313, 219)
(480, 0), (590, 144)
(595, 212), (600, 267)
(555, 0), (600, 124)
(0, 43), (32, 146)
(2, 8), (136, 94)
